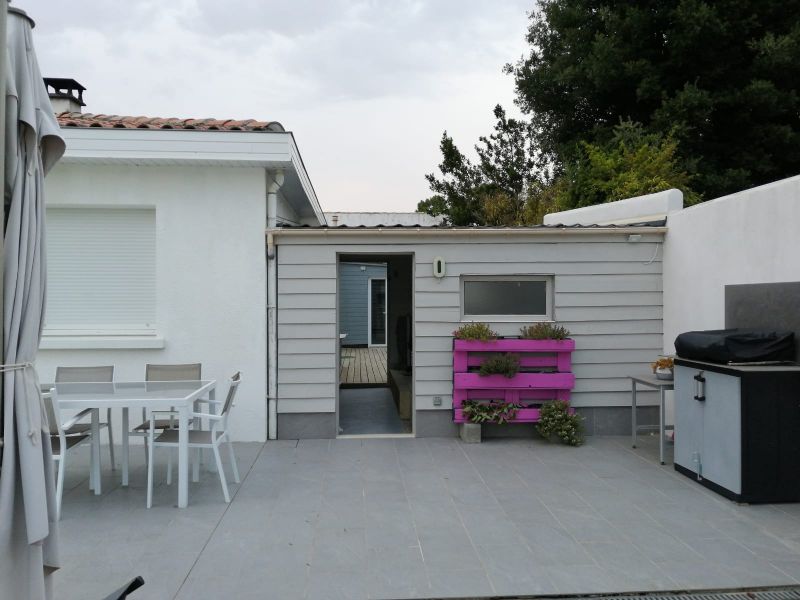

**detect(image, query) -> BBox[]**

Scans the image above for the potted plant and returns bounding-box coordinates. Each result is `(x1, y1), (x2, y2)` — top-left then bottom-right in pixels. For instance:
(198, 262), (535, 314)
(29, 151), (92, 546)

(536, 400), (584, 446)
(519, 322), (570, 340)
(478, 353), (520, 378)
(453, 322), (498, 341)
(651, 356), (674, 380)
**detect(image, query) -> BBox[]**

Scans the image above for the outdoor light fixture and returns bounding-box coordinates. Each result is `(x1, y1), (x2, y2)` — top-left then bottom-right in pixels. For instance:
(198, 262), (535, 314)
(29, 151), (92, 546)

(433, 256), (446, 278)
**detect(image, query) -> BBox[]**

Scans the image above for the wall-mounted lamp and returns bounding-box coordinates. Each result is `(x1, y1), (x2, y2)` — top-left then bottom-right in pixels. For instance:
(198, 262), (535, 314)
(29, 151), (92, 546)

(627, 234), (642, 243)
(433, 256), (446, 278)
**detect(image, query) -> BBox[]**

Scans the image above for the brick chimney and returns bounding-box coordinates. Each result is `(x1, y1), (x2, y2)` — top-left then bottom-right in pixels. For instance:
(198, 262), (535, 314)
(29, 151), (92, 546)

(43, 77), (86, 113)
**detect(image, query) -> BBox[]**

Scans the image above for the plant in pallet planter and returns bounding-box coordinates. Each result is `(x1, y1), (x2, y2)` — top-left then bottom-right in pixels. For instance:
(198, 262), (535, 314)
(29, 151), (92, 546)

(478, 353), (520, 378)
(519, 322), (571, 340)
(462, 399), (522, 424)
(536, 400), (584, 446)
(453, 322), (498, 341)
(452, 323), (576, 425)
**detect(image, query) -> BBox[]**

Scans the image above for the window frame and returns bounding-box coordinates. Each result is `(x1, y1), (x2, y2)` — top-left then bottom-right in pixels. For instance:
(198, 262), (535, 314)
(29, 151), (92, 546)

(460, 275), (554, 322)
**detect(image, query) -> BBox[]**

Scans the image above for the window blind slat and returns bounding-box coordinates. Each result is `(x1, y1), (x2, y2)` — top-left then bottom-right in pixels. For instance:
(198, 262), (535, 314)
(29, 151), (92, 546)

(46, 207), (156, 330)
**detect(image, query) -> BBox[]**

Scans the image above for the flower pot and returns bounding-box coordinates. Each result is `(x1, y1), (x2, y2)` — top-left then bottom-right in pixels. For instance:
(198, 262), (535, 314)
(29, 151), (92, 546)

(655, 367), (673, 380)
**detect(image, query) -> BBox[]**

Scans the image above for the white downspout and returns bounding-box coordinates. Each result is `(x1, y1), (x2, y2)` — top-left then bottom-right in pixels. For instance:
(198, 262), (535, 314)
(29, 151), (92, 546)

(266, 170), (284, 440)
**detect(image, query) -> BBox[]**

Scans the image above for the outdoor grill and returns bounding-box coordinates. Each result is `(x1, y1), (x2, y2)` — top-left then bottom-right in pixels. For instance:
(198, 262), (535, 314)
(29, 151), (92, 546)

(673, 327), (800, 503)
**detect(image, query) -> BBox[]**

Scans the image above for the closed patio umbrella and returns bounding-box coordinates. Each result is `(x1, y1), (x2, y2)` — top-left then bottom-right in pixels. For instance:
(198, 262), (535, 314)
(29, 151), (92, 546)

(0, 7), (65, 600)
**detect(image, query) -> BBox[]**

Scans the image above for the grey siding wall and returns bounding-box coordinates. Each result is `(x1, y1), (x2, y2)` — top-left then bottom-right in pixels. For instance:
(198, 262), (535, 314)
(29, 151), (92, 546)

(276, 232), (664, 418)
(339, 262), (387, 346)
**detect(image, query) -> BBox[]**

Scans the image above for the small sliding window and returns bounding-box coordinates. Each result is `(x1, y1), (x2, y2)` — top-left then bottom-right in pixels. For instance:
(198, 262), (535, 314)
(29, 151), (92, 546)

(461, 276), (553, 321)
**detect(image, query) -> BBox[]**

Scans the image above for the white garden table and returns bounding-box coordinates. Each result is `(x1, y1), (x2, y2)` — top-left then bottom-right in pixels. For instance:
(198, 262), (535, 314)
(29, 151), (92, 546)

(48, 380), (216, 508)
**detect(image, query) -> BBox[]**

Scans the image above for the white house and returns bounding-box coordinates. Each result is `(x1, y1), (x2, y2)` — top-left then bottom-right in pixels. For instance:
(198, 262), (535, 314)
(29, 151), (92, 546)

(37, 80), (324, 443)
(38, 80), (800, 443)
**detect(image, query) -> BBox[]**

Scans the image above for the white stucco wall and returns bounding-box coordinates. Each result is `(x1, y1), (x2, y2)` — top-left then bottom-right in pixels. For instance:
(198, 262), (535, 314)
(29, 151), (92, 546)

(663, 175), (800, 353)
(39, 163), (269, 441)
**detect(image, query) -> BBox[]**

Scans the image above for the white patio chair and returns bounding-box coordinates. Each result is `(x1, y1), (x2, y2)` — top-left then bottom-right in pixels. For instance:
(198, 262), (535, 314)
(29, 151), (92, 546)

(146, 372), (241, 508)
(129, 363), (202, 462)
(55, 365), (116, 470)
(45, 391), (92, 521)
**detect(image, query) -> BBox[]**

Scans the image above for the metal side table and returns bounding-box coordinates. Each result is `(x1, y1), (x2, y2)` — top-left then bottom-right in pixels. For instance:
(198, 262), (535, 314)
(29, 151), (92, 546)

(630, 374), (674, 465)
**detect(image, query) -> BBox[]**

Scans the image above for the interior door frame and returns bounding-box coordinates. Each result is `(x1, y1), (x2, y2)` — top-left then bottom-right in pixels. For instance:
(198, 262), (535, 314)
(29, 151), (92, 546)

(367, 276), (388, 347)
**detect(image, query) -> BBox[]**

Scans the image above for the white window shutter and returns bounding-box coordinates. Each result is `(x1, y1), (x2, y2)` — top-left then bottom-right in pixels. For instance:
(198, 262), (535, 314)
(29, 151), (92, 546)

(45, 207), (156, 332)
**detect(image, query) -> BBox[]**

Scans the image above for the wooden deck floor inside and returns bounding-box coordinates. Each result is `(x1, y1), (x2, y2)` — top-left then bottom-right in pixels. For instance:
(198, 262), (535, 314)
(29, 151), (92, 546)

(340, 346), (388, 385)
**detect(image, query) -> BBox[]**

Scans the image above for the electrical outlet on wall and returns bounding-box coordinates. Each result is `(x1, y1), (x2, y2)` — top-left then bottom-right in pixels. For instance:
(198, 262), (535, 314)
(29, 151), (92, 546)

(433, 396), (442, 406)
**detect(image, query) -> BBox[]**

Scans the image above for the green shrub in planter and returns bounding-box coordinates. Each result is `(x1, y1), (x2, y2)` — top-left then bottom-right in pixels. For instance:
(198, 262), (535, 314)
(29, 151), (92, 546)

(478, 353), (520, 378)
(519, 322), (570, 340)
(453, 322), (498, 341)
(536, 401), (583, 446)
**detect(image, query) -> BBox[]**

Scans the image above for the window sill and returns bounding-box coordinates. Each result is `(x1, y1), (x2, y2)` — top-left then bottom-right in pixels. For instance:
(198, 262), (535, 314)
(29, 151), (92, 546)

(40, 334), (165, 350)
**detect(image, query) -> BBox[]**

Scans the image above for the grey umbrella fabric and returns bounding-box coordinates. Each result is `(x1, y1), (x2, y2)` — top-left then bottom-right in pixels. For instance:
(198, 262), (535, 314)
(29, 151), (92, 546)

(0, 10), (65, 600)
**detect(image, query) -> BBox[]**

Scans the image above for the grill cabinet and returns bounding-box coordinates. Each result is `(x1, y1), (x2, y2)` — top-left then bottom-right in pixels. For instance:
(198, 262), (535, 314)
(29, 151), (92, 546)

(674, 358), (800, 503)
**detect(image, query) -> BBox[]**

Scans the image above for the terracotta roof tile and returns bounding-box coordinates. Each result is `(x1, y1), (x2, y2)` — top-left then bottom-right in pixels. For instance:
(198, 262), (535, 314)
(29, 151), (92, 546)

(56, 112), (285, 132)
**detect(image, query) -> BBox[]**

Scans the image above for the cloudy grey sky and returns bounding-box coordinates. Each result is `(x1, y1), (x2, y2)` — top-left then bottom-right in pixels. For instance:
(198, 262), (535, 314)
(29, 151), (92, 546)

(31, 0), (533, 212)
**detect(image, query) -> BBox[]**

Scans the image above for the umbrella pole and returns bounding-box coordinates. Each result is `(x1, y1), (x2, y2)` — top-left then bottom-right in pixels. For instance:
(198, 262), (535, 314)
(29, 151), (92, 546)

(0, 0), (7, 461)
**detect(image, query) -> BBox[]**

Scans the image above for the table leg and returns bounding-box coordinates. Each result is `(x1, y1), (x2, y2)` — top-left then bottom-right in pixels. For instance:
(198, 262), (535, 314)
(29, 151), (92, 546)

(659, 386), (666, 465)
(631, 380), (637, 448)
(178, 405), (189, 508)
(92, 408), (101, 495)
(207, 387), (217, 473)
(122, 407), (129, 487)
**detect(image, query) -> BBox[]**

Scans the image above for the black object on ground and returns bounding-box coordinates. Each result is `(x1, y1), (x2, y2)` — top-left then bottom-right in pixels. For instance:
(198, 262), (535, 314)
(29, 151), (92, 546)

(101, 576), (145, 600)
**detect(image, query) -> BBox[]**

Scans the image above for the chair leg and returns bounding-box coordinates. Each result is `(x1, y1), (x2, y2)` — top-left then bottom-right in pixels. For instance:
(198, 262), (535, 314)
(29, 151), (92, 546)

(107, 408), (116, 471)
(55, 456), (64, 521)
(166, 448), (173, 486)
(146, 441), (155, 509)
(212, 443), (230, 503)
(226, 436), (240, 484)
(143, 437), (149, 466)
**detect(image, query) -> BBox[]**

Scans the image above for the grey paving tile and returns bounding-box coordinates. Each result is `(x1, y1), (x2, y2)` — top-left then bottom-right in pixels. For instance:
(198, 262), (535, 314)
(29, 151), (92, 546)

(306, 569), (368, 600)
(426, 567), (494, 598)
(55, 438), (800, 600)
(477, 544), (558, 596)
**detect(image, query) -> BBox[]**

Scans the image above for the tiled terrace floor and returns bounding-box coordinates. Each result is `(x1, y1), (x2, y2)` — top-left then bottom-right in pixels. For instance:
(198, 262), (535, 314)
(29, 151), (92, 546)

(56, 435), (800, 600)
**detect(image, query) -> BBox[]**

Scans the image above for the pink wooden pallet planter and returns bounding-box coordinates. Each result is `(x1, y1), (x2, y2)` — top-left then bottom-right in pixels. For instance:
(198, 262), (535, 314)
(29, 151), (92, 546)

(453, 337), (576, 424)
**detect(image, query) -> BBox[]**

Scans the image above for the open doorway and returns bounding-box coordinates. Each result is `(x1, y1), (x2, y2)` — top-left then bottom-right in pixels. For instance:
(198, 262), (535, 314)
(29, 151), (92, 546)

(337, 254), (413, 435)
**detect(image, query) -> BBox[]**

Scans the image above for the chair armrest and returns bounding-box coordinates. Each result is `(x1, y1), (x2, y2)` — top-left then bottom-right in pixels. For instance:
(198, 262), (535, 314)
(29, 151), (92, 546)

(62, 408), (94, 430)
(191, 412), (223, 421)
(195, 398), (224, 406)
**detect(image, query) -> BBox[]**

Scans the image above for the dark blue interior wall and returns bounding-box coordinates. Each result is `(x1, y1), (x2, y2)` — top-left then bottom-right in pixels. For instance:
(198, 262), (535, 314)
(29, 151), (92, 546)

(339, 262), (387, 345)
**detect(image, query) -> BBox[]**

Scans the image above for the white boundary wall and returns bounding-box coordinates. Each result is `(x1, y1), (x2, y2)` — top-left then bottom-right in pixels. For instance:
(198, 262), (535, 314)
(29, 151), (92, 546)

(662, 176), (800, 353)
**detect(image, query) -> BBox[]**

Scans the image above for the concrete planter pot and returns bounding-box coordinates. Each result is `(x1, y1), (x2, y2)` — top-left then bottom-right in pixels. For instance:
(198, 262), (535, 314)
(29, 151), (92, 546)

(459, 422), (482, 443)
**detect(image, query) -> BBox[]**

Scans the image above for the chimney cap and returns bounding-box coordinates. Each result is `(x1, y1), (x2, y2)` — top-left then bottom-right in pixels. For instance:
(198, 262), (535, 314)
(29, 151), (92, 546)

(44, 77), (86, 107)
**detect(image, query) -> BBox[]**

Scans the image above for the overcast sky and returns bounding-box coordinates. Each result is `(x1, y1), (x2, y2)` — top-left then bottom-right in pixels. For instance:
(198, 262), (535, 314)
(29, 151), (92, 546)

(31, 0), (533, 212)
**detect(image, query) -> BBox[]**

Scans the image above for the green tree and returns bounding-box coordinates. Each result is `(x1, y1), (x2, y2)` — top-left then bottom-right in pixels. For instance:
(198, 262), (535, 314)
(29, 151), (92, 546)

(554, 120), (700, 210)
(419, 105), (540, 225)
(507, 0), (800, 199)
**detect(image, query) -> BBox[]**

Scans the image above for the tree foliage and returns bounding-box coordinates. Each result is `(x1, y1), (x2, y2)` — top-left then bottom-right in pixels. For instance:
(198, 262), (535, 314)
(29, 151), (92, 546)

(419, 1), (800, 224)
(507, 0), (800, 199)
(419, 105), (539, 225)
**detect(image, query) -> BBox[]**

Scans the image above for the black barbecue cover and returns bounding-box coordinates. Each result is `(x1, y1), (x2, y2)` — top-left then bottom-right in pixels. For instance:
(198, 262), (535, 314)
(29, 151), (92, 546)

(674, 328), (796, 363)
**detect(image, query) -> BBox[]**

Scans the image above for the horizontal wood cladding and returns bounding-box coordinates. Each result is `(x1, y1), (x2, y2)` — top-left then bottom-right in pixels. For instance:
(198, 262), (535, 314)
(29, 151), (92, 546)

(275, 235), (663, 415)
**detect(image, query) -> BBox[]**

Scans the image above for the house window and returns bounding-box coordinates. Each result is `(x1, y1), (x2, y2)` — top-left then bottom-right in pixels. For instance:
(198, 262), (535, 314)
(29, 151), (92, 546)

(45, 207), (156, 336)
(461, 276), (553, 320)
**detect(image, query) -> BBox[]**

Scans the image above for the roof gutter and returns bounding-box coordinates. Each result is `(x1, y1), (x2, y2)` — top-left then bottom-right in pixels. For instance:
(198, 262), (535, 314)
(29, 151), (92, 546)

(269, 225), (667, 239)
